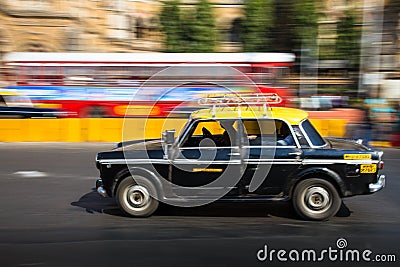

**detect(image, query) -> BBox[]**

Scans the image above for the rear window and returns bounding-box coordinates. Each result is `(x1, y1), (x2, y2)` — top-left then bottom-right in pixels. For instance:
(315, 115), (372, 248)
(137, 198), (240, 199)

(301, 119), (326, 147)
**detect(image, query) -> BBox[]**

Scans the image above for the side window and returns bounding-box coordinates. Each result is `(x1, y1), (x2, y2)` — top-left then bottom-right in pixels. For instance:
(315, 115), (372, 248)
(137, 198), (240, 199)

(181, 120), (237, 148)
(242, 119), (296, 147)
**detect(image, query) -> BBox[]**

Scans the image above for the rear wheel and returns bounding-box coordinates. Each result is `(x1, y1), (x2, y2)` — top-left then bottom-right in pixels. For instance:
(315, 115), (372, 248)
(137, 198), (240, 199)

(116, 175), (159, 217)
(292, 178), (341, 221)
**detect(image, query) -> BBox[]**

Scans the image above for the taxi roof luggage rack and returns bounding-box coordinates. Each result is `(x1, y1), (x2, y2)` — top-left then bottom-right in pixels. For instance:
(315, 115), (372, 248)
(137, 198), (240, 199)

(198, 93), (282, 118)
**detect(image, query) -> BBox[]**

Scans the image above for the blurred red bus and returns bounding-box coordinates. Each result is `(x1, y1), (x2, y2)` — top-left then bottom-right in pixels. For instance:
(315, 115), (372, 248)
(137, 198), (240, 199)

(2, 52), (295, 117)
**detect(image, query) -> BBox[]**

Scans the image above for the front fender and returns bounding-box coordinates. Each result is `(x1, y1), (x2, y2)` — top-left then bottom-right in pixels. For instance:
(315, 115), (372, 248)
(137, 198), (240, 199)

(286, 167), (349, 198)
(113, 167), (165, 200)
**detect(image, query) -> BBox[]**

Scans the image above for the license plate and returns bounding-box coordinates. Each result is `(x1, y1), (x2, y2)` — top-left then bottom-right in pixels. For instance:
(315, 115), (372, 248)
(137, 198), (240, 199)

(360, 164), (377, 173)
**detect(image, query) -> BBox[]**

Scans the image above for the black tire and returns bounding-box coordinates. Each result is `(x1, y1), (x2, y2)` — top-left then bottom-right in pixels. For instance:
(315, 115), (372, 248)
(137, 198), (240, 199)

(292, 178), (341, 221)
(116, 175), (159, 217)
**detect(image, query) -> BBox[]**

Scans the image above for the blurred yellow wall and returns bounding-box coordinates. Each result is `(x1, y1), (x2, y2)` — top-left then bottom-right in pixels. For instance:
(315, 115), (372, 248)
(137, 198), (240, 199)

(0, 118), (347, 142)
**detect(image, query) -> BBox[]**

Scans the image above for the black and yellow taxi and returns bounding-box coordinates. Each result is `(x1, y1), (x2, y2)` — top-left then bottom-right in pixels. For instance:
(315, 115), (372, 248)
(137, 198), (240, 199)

(95, 95), (386, 221)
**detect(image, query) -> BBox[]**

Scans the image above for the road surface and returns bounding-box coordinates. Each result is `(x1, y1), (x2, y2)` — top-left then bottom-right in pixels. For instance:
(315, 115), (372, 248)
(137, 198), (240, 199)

(0, 143), (398, 267)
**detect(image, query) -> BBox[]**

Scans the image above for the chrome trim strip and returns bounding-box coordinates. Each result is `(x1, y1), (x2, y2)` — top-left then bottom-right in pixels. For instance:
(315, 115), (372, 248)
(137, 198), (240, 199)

(244, 161), (301, 164)
(179, 145), (298, 150)
(303, 159), (379, 164)
(242, 145), (297, 148)
(99, 159), (241, 165)
(245, 158), (299, 161)
(99, 158), (379, 165)
(98, 159), (169, 164)
(179, 145), (298, 149)
(173, 159), (241, 164)
(245, 159), (299, 163)
(99, 159), (304, 165)
(179, 146), (239, 150)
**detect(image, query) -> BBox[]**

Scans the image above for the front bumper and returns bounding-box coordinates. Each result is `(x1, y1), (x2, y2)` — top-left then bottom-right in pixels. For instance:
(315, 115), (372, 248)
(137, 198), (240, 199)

(369, 174), (386, 193)
(96, 179), (108, 197)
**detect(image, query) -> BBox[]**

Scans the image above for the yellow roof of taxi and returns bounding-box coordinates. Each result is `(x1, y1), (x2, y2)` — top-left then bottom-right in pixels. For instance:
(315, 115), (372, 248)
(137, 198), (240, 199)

(191, 107), (309, 125)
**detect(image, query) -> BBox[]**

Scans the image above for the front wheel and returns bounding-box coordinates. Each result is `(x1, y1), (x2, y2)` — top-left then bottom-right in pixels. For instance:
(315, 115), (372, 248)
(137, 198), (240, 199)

(292, 178), (341, 221)
(116, 175), (159, 217)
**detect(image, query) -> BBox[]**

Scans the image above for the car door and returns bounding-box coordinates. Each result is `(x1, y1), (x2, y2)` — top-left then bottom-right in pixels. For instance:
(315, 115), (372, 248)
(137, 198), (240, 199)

(171, 119), (243, 198)
(240, 119), (303, 196)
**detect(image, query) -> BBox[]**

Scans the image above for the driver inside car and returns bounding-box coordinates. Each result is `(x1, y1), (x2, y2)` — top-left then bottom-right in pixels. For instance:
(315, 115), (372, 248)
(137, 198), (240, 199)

(277, 125), (294, 146)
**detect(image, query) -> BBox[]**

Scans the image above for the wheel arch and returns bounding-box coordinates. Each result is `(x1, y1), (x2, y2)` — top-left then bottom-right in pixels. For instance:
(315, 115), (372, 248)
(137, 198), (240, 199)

(113, 166), (164, 200)
(286, 167), (348, 198)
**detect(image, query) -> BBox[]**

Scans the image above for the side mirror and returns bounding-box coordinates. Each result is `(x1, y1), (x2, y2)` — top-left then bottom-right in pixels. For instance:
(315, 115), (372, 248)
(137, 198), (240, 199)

(162, 129), (176, 145)
(162, 130), (176, 160)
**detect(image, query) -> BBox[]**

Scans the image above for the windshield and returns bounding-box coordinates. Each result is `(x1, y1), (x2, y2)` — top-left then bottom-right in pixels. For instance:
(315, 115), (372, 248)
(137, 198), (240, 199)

(300, 119), (326, 147)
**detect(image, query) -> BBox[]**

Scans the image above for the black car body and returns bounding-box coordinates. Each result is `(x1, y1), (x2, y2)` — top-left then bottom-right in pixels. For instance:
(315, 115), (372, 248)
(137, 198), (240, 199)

(95, 105), (385, 221)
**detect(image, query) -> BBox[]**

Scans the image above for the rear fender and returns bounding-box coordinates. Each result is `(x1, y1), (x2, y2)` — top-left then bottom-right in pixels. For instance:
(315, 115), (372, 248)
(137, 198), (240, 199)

(286, 167), (349, 198)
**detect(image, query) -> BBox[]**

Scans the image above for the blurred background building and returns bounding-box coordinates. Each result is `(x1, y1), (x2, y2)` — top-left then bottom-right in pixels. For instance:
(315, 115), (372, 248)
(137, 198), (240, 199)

(0, 0), (164, 53)
(0, 0), (245, 53)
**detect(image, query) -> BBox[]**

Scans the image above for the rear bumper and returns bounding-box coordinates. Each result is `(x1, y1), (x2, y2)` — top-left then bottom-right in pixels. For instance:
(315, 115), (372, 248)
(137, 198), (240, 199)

(369, 174), (386, 193)
(95, 179), (108, 197)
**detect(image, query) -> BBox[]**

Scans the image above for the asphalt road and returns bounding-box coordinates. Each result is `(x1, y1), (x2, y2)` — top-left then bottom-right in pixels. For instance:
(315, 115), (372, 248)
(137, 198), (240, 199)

(0, 143), (399, 267)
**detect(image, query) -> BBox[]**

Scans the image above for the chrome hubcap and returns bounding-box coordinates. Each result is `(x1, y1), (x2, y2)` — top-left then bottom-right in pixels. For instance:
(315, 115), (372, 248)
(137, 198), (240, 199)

(127, 185), (150, 209)
(305, 186), (330, 211)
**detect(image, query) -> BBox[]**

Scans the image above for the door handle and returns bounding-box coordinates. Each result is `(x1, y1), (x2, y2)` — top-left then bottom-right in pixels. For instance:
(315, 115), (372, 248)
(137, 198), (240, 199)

(228, 152), (240, 156)
(288, 152), (302, 156)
